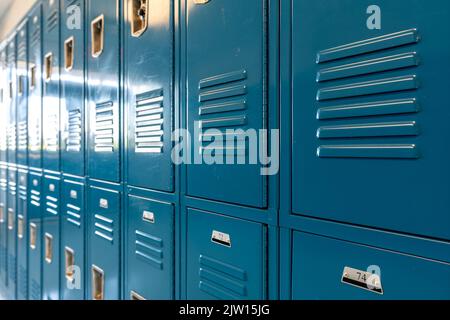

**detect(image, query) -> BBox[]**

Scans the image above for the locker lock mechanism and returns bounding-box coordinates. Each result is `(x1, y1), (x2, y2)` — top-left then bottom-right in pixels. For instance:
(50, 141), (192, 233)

(131, 0), (148, 37)
(211, 230), (231, 247)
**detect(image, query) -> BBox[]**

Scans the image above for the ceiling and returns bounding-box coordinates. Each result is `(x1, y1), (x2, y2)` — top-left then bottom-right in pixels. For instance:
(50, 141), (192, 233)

(0, 1), (13, 22)
(0, 0), (36, 42)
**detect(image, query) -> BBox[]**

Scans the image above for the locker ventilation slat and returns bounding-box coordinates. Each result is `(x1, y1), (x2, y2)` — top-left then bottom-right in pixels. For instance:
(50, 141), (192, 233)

(29, 119), (41, 151)
(134, 230), (163, 270)
(198, 70), (249, 158)
(134, 89), (164, 154)
(94, 101), (114, 153)
(315, 29), (421, 159)
(30, 188), (41, 207)
(66, 203), (81, 228)
(7, 124), (16, 151)
(45, 114), (59, 152)
(66, 109), (82, 152)
(31, 27), (40, 48)
(18, 121), (27, 151)
(47, 10), (58, 32)
(94, 214), (114, 243)
(31, 279), (41, 300)
(45, 191), (58, 216)
(18, 40), (26, 59)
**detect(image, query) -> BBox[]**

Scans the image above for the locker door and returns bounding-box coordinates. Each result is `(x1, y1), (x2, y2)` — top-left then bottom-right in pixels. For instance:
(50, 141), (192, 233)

(87, 0), (121, 182)
(28, 4), (43, 170)
(88, 183), (121, 300)
(42, 0), (60, 172)
(187, 208), (266, 299)
(28, 171), (42, 300)
(16, 169), (28, 299)
(185, 0), (268, 208)
(0, 47), (7, 164)
(7, 166), (17, 299)
(292, 231), (450, 299)
(7, 38), (17, 165)
(61, 0), (85, 177)
(0, 165), (7, 287)
(17, 23), (29, 167)
(291, 0), (450, 240)
(61, 178), (85, 300)
(125, 0), (174, 191)
(42, 174), (60, 300)
(126, 195), (174, 300)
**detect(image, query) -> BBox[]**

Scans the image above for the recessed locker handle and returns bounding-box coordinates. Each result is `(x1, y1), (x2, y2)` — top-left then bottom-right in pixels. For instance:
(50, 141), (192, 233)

(17, 215), (24, 239)
(130, 0), (148, 37)
(64, 37), (75, 71)
(130, 291), (146, 300)
(0, 206), (4, 223)
(18, 75), (24, 96)
(7, 208), (14, 231)
(91, 15), (104, 58)
(30, 65), (36, 90)
(29, 223), (37, 249)
(45, 233), (53, 263)
(44, 53), (53, 82)
(92, 265), (105, 300)
(65, 247), (75, 282)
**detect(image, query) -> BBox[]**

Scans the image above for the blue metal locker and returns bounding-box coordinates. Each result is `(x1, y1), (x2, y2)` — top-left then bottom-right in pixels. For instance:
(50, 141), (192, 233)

(61, 177), (85, 300)
(0, 165), (7, 289)
(289, 0), (450, 240)
(27, 170), (42, 300)
(186, 208), (267, 299)
(87, 0), (121, 182)
(42, 174), (60, 300)
(0, 46), (7, 165)
(291, 230), (450, 299)
(7, 37), (17, 166)
(126, 194), (174, 300)
(61, 0), (85, 177)
(6, 165), (17, 299)
(42, 0), (61, 172)
(16, 169), (28, 300)
(124, 0), (174, 191)
(87, 181), (121, 300)
(16, 22), (28, 168)
(185, 0), (268, 208)
(28, 4), (43, 171)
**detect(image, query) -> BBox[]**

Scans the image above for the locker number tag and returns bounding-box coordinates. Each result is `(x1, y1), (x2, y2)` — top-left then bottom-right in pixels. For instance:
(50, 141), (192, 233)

(211, 230), (231, 247)
(49, 184), (55, 192)
(99, 198), (108, 209)
(70, 190), (78, 199)
(142, 211), (155, 224)
(33, 179), (38, 187)
(341, 266), (383, 295)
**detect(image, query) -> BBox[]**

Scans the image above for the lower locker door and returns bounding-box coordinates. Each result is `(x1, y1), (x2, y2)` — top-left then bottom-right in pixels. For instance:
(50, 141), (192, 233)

(187, 208), (266, 300)
(0, 166), (7, 287)
(88, 185), (120, 300)
(126, 195), (174, 300)
(7, 168), (17, 299)
(16, 170), (28, 300)
(292, 231), (450, 300)
(28, 172), (42, 300)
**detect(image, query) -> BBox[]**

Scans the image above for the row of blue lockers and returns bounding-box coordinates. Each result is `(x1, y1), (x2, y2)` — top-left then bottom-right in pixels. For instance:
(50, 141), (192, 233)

(0, 0), (449, 300)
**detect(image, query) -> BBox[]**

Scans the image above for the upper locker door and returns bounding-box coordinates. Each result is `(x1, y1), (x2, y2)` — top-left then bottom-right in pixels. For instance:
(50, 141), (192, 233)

(0, 47), (7, 164)
(42, 0), (61, 172)
(7, 37), (17, 165)
(17, 23), (29, 168)
(87, 0), (121, 182)
(186, 0), (268, 208)
(125, 0), (174, 191)
(291, 0), (450, 240)
(61, 0), (85, 177)
(28, 6), (43, 170)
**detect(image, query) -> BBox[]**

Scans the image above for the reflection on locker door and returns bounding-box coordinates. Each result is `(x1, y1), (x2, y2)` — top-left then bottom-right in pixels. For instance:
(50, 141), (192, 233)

(16, 22), (28, 168)
(87, 0), (121, 182)
(125, 0), (174, 191)
(7, 37), (17, 166)
(290, 0), (450, 240)
(61, 178), (85, 300)
(42, 0), (60, 172)
(87, 182), (121, 300)
(0, 165), (7, 288)
(61, 0), (85, 177)
(28, 171), (42, 300)
(186, 0), (268, 208)
(16, 169), (28, 300)
(187, 208), (267, 299)
(42, 174), (60, 300)
(126, 194), (174, 300)
(28, 4), (43, 170)
(7, 166), (17, 299)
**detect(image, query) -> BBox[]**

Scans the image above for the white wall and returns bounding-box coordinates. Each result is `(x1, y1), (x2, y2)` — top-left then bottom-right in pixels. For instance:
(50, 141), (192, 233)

(0, 0), (38, 42)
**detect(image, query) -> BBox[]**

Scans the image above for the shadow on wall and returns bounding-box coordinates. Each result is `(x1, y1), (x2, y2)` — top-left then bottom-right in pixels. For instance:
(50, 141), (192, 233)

(0, 0), (37, 42)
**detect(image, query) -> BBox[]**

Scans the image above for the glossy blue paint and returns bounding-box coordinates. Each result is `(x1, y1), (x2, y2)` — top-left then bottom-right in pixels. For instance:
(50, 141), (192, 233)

(27, 169), (42, 300)
(61, 0), (85, 177)
(16, 169), (28, 300)
(16, 22), (28, 168)
(186, 208), (267, 300)
(6, 37), (17, 166)
(87, 180), (121, 300)
(126, 193), (174, 300)
(61, 176), (85, 300)
(86, 0), (121, 183)
(42, 173), (61, 300)
(42, 0), (61, 172)
(0, 165), (7, 289)
(6, 165), (17, 299)
(124, 0), (174, 192)
(0, 45), (7, 166)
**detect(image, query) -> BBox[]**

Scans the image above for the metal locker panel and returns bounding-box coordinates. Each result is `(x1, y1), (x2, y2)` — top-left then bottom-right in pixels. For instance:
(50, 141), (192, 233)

(290, 0), (450, 240)
(16, 169), (28, 300)
(0, 46), (7, 164)
(87, 0), (121, 182)
(42, 174), (61, 300)
(185, 0), (268, 208)
(292, 231), (450, 299)
(87, 183), (121, 300)
(16, 23), (29, 168)
(27, 170), (42, 300)
(126, 195), (174, 300)
(0, 165), (7, 287)
(42, 0), (61, 172)
(61, 178), (85, 300)
(125, 0), (174, 191)
(28, 4), (43, 170)
(187, 208), (266, 299)
(61, 0), (85, 177)
(6, 165), (17, 299)
(7, 37), (17, 165)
